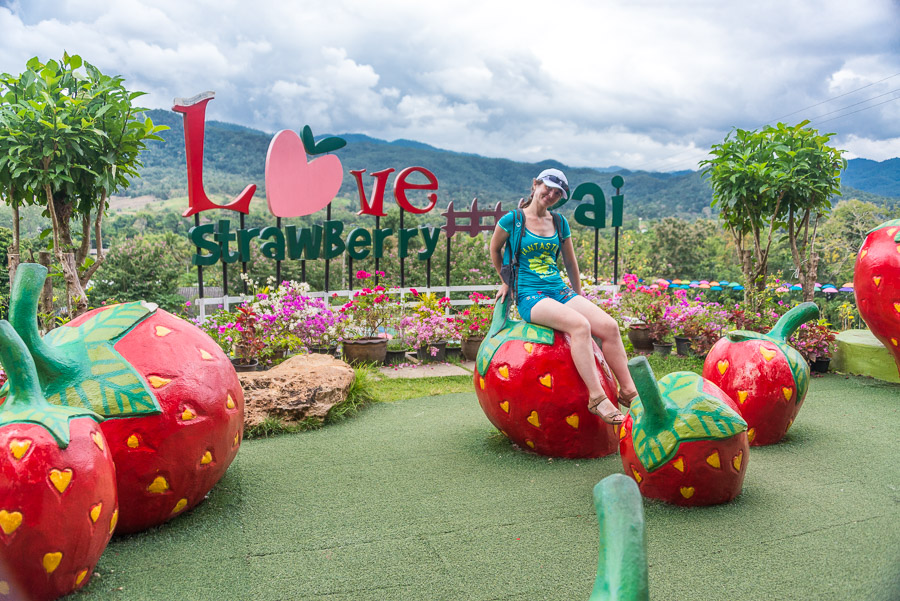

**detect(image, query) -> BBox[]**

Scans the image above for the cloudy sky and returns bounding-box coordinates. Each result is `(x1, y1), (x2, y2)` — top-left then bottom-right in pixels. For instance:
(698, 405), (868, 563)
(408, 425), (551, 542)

(1, 0), (899, 172)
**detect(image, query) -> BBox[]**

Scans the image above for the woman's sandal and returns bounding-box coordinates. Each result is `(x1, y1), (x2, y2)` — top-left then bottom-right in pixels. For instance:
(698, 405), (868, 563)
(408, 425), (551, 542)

(617, 390), (639, 409)
(588, 396), (626, 425)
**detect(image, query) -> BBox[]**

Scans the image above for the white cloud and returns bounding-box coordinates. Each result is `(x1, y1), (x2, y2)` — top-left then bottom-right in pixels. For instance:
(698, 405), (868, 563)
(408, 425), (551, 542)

(0, 0), (898, 170)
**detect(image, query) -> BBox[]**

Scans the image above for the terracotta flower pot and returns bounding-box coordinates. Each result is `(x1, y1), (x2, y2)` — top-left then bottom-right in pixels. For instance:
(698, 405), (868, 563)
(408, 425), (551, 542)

(461, 336), (484, 361)
(342, 338), (388, 365)
(627, 325), (653, 351)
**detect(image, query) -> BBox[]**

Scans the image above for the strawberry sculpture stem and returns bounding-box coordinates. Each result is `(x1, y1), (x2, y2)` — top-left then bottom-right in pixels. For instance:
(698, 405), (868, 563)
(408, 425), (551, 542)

(627, 357), (669, 428)
(8, 263), (78, 385)
(727, 302), (820, 343)
(0, 320), (98, 446)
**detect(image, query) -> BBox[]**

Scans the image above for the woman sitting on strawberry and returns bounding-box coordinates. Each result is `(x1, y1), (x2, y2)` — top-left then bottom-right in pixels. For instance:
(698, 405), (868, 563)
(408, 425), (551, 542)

(489, 168), (637, 425)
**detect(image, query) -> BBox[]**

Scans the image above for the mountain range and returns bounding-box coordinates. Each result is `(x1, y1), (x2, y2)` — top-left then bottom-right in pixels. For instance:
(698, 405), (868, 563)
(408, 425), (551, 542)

(125, 109), (900, 220)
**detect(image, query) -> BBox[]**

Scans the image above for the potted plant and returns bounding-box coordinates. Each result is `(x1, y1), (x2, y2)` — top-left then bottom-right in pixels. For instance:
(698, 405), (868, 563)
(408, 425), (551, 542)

(295, 295), (345, 356)
(399, 304), (459, 363)
(790, 319), (837, 373)
(385, 338), (412, 365)
(232, 305), (266, 371)
(456, 292), (493, 361)
(338, 271), (397, 365)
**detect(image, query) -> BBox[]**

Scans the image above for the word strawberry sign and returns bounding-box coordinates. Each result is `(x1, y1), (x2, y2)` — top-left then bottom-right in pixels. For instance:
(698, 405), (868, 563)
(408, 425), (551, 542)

(854, 219), (900, 377)
(473, 298), (619, 458)
(619, 357), (749, 507)
(0, 320), (117, 600)
(3, 264), (244, 534)
(702, 302), (818, 446)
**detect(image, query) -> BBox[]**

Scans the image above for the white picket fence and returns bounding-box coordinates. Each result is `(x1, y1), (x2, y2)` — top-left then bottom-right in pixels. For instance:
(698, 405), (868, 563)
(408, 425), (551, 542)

(192, 283), (619, 320)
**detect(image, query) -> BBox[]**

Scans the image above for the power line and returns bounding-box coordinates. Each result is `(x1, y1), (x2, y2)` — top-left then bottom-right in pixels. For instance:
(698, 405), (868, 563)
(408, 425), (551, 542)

(764, 71), (900, 124)
(812, 93), (900, 126)
(806, 87), (900, 121)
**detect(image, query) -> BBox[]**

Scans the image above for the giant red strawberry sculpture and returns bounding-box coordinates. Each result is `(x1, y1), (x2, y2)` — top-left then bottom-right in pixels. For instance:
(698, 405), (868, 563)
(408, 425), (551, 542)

(854, 219), (900, 377)
(0, 320), (117, 601)
(702, 302), (818, 446)
(3, 264), (244, 534)
(620, 357), (749, 507)
(473, 297), (619, 458)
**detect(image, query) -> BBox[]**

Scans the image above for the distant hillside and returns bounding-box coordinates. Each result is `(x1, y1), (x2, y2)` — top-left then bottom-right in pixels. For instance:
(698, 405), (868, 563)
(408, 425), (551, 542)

(128, 109), (899, 219)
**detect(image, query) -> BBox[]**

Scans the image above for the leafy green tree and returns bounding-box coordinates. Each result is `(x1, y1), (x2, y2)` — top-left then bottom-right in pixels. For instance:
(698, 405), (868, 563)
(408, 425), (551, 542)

(88, 232), (191, 312)
(700, 121), (845, 308)
(0, 53), (167, 316)
(816, 199), (886, 285)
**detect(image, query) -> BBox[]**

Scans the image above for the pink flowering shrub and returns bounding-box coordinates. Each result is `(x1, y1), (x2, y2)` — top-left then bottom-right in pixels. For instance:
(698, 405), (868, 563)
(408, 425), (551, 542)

(339, 271), (398, 339)
(455, 292), (493, 339)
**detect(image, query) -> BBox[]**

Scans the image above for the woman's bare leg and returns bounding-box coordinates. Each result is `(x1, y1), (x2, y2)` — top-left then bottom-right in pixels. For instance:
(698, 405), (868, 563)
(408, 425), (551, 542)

(563, 296), (638, 400)
(528, 298), (624, 423)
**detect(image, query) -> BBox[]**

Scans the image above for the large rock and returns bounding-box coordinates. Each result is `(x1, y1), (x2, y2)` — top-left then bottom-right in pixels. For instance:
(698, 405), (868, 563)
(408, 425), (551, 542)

(239, 353), (355, 429)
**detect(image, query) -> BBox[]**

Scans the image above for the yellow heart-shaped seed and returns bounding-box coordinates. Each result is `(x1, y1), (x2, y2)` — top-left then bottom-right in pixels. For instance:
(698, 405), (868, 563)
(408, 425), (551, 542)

(787, 418), (794, 431)
(0, 510), (23, 535)
(43, 552), (62, 574)
(619, 425), (627, 440)
(155, 326), (173, 337)
(893, 338), (899, 347)
(171, 498), (188, 514)
(91, 432), (105, 452)
(783, 387), (793, 401)
(860, 249), (867, 259)
(748, 428), (756, 443)
(49, 469), (73, 493)
(737, 390), (748, 404)
(526, 411), (540, 428)
(759, 346), (777, 361)
(127, 435), (139, 449)
(873, 276), (882, 287)
(565, 414), (579, 429)
(498, 365), (509, 379)
(706, 451), (721, 469)
(90, 503), (102, 523)
(200, 349), (214, 360)
(147, 476), (169, 494)
(733, 451), (743, 471)
(9, 438), (31, 460)
(894, 303), (900, 315)
(888, 227), (899, 237)
(233, 432), (240, 447)
(523, 342), (534, 354)
(76, 568), (89, 586)
(538, 374), (552, 388)
(181, 408), (195, 421)
(479, 376), (485, 390)
(525, 440), (535, 449)
(717, 360), (729, 375)
(631, 467), (642, 483)
(109, 509), (119, 534)
(201, 451), (212, 465)
(226, 394), (235, 409)
(499, 400), (509, 413)
(680, 487), (695, 499)
(147, 375), (171, 389)
(671, 457), (685, 472)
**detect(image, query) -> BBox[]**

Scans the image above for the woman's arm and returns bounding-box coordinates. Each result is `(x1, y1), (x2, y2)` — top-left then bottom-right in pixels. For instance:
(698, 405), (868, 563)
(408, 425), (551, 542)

(560, 237), (583, 295)
(489, 225), (511, 301)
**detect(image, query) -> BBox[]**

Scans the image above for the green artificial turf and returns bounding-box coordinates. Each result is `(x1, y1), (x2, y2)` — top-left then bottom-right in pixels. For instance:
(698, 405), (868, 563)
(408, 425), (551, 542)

(77, 373), (899, 600)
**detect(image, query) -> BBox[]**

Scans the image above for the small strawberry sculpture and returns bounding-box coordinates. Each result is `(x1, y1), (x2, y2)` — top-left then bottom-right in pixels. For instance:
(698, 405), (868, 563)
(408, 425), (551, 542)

(473, 297), (619, 459)
(854, 219), (900, 377)
(702, 302), (818, 446)
(3, 264), (244, 534)
(620, 357), (749, 507)
(0, 320), (117, 601)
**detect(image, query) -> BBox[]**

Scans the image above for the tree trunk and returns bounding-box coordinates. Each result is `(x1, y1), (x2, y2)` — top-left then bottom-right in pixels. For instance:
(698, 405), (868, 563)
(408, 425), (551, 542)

(37, 251), (55, 332)
(60, 252), (89, 318)
(7, 253), (19, 293)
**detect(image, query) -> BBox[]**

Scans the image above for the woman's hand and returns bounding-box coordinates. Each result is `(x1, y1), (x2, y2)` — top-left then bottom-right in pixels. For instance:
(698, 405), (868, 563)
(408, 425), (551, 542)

(496, 283), (509, 303)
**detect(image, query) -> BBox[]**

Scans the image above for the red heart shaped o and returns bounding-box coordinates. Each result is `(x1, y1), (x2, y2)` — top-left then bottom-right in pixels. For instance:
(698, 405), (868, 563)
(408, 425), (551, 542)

(265, 129), (343, 218)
